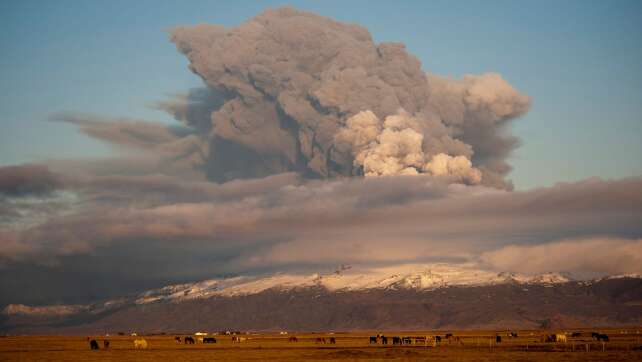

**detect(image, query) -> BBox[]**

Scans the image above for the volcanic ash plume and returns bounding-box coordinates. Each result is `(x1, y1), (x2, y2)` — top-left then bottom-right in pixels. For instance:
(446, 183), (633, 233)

(335, 110), (482, 183)
(166, 7), (529, 188)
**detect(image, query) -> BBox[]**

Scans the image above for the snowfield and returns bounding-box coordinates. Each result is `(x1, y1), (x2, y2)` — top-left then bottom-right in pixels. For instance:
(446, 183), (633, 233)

(133, 263), (573, 304)
(6, 263), (638, 317)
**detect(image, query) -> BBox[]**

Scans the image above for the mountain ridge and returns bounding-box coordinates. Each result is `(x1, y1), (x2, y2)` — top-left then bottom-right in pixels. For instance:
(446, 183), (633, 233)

(2, 264), (641, 334)
(5, 263), (588, 316)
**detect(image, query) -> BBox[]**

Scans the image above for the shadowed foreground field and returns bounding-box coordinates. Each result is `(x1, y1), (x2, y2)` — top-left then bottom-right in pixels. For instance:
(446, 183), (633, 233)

(1, 329), (641, 361)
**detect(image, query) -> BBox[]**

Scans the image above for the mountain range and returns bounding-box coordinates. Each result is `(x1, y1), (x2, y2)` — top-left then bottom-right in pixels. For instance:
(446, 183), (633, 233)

(3, 264), (641, 334)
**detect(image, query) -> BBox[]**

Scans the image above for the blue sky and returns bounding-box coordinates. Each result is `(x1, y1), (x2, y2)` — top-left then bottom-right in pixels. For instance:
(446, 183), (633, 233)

(1, 0), (641, 190)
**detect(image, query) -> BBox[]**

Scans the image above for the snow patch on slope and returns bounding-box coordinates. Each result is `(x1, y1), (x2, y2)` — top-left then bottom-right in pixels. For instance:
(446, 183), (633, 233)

(133, 264), (578, 304)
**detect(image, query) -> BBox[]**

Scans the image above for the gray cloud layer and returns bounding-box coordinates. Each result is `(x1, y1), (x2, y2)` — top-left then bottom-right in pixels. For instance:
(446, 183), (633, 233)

(0, 165), (61, 197)
(1, 166), (640, 305)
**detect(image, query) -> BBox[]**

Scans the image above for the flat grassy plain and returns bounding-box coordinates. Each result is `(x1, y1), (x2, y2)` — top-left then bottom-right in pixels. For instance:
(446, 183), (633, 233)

(1, 329), (641, 361)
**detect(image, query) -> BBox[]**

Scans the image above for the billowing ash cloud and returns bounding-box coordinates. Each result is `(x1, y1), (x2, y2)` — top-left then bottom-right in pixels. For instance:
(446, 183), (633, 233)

(336, 110), (482, 183)
(166, 7), (529, 188)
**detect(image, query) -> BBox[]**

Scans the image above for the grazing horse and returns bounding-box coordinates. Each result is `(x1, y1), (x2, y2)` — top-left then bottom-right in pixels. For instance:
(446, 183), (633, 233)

(288, 336), (298, 342)
(381, 336), (388, 345)
(103, 340), (110, 349)
(556, 334), (567, 343)
(402, 337), (412, 345)
(133, 339), (148, 349)
(89, 339), (99, 350)
(392, 336), (402, 345)
(184, 336), (195, 344)
(596, 334), (609, 342)
(203, 337), (217, 343)
(175, 336), (182, 343)
(495, 335), (502, 343)
(315, 337), (326, 344)
(369, 336), (377, 344)
(232, 336), (247, 343)
(329, 337), (336, 344)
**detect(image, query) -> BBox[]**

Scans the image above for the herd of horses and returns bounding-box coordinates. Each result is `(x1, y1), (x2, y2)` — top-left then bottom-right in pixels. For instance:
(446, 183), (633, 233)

(174, 336), (218, 344)
(87, 330), (612, 350)
(362, 331), (611, 346)
(366, 334), (456, 346)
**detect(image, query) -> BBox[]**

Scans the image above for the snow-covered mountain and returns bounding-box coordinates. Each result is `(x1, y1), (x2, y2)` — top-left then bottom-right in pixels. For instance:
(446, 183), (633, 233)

(2, 263), (603, 317)
(132, 263), (573, 305)
(2, 264), (640, 334)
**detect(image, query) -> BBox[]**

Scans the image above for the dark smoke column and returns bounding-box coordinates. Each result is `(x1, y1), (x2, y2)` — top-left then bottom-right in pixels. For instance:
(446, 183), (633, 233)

(169, 7), (529, 188)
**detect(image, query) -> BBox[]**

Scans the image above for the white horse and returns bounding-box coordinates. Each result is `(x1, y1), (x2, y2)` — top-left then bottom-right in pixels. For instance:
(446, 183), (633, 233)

(134, 338), (148, 349)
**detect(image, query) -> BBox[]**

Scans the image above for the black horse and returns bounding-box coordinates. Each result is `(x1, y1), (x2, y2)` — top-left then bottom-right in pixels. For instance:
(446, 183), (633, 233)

(89, 339), (99, 350)
(203, 337), (217, 343)
(184, 336), (195, 344)
(596, 334), (609, 342)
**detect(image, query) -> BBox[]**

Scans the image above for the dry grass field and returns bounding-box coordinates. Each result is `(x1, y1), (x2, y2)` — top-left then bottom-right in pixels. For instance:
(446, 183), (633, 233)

(1, 329), (641, 361)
